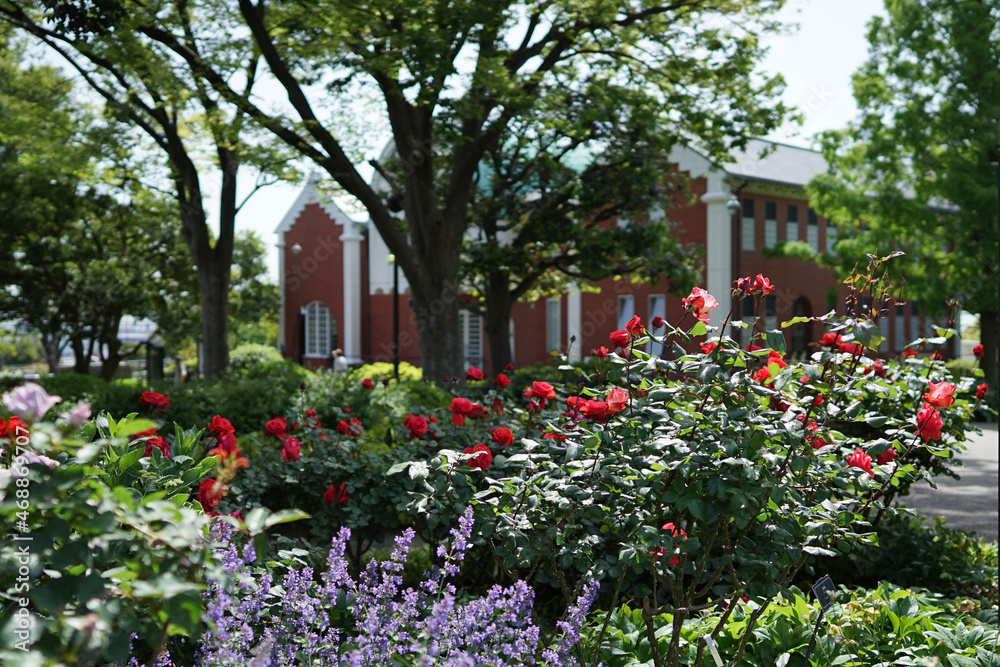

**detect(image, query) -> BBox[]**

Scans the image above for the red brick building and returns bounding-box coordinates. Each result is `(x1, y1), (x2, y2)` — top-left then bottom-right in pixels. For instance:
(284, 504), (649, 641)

(276, 139), (942, 369)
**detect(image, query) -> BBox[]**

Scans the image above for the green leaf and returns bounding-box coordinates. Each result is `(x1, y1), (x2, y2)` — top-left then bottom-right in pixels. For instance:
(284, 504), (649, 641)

(765, 330), (786, 353)
(115, 418), (158, 438)
(263, 509), (310, 529)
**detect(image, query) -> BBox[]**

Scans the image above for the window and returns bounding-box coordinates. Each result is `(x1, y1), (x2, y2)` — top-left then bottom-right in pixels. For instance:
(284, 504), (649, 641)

(304, 301), (332, 357)
(648, 295), (666, 356)
(879, 318), (889, 352)
(460, 310), (482, 369)
(617, 295), (635, 330)
(546, 298), (562, 353)
(764, 201), (777, 249)
(741, 199), (755, 251)
(807, 209), (819, 252)
(786, 204), (798, 243)
(765, 295), (777, 332)
(826, 223), (838, 254)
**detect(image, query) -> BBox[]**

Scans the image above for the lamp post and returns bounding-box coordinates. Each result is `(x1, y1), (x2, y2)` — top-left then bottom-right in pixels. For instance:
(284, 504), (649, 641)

(388, 253), (400, 382)
(291, 243), (302, 364)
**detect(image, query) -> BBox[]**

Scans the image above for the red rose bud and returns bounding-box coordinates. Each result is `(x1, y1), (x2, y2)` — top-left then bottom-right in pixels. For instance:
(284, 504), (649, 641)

(625, 315), (644, 336)
(198, 479), (223, 514)
(876, 448), (897, 466)
(593, 346), (610, 358)
(734, 276), (754, 293)
(973, 344), (984, 358)
(847, 448), (872, 476)
(324, 483), (349, 505)
(975, 383), (989, 399)
(208, 415), (235, 436)
(752, 274), (775, 294)
(609, 329), (630, 349)
(494, 373), (511, 388)
(651, 316), (665, 329)
(466, 367), (484, 381)
(281, 436), (301, 462)
(361, 378), (373, 389)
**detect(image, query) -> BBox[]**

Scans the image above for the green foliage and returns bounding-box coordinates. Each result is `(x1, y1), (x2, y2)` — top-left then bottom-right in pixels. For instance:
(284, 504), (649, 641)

(585, 583), (999, 667)
(228, 231), (280, 350)
(37, 373), (106, 403)
(228, 343), (285, 376)
(0, 332), (44, 366)
(815, 513), (998, 604)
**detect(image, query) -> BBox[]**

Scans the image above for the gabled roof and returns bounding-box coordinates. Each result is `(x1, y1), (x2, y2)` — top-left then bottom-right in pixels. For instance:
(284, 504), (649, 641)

(722, 139), (829, 188)
(274, 172), (362, 238)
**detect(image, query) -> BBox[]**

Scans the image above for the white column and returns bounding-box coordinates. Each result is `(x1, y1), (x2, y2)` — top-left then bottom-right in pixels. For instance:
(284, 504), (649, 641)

(340, 227), (365, 364)
(700, 189), (733, 332)
(567, 283), (582, 361)
(276, 240), (286, 354)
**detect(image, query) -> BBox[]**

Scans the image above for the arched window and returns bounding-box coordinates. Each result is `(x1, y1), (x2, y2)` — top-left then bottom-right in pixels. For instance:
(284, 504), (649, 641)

(304, 301), (333, 357)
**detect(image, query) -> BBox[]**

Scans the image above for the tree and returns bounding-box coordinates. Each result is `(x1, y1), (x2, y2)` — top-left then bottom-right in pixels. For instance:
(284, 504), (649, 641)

(0, 33), (197, 378)
(0, 0), (298, 376)
(807, 0), (1000, 386)
(228, 231), (280, 349)
(63, 0), (793, 380)
(459, 85), (703, 372)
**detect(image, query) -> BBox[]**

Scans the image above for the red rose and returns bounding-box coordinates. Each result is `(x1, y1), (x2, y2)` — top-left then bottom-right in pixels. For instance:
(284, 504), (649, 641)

(525, 400), (540, 414)
(734, 276), (754, 293)
(490, 427), (514, 447)
(265, 417), (288, 440)
(609, 329), (631, 349)
(208, 415), (235, 436)
(865, 360), (886, 377)
(593, 346), (610, 358)
(494, 373), (511, 388)
(625, 315), (644, 336)
(903, 348), (918, 358)
(973, 344), (984, 359)
(820, 333), (843, 348)
(449, 397), (474, 415)
(654, 522), (687, 567)
(140, 391), (170, 413)
(916, 403), (943, 441)
(752, 274), (775, 294)
(651, 316), (665, 329)
(403, 413), (428, 439)
(838, 342), (861, 356)
(198, 479), (223, 513)
(324, 482), (349, 505)
(451, 413), (465, 426)
(463, 443), (493, 470)
(754, 367), (771, 384)
(361, 378), (374, 390)
(806, 424), (828, 450)
(767, 350), (787, 369)
(305, 409), (317, 417)
(281, 436), (301, 462)
(975, 383), (989, 399)
(143, 436), (171, 459)
(681, 287), (718, 323)
(876, 448), (897, 466)
(466, 367), (484, 381)
(582, 400), (608, 422)
(543, 432), (568, 441)
(701, 342), (718, 354)
(336, 418), (363, 437)
(523, 381), (556, 407)
(133, 427), (157, 440)
(606, 387), (629, 414)
(847, 448), (872, 476)
(924, 381), (956, 408)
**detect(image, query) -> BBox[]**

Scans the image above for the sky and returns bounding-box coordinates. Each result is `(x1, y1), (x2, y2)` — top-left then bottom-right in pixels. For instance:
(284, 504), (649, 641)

(219, 0), (887, 281)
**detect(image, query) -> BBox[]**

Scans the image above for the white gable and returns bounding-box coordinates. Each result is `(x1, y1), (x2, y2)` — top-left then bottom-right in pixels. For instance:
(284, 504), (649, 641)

(274, 172), (358, 238)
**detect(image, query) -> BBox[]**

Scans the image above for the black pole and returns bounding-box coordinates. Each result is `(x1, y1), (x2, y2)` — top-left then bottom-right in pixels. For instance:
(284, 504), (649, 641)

(293, 249), (302, 365)
(392, 259), (400, 381)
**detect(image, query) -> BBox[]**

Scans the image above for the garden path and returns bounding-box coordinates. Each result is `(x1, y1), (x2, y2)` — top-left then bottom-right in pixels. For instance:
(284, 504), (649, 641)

(901, 422), (998, 543)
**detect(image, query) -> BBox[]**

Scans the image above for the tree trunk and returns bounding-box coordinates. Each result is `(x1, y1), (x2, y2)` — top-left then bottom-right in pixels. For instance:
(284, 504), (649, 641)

(199, 261), (231, 378)
(980, 309), (999, 389)
(483, 270), (514, 376)
(411, 270), (465, 383)
(42, 332), (61, 375)
(99, 311), (124, 382)
(70, 335), (89, 375)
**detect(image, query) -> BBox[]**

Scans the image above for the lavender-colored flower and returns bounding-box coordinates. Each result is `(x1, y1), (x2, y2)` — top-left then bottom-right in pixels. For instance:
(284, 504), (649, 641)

(2, 382), (61, 422)
(66, 400), (92, 428)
